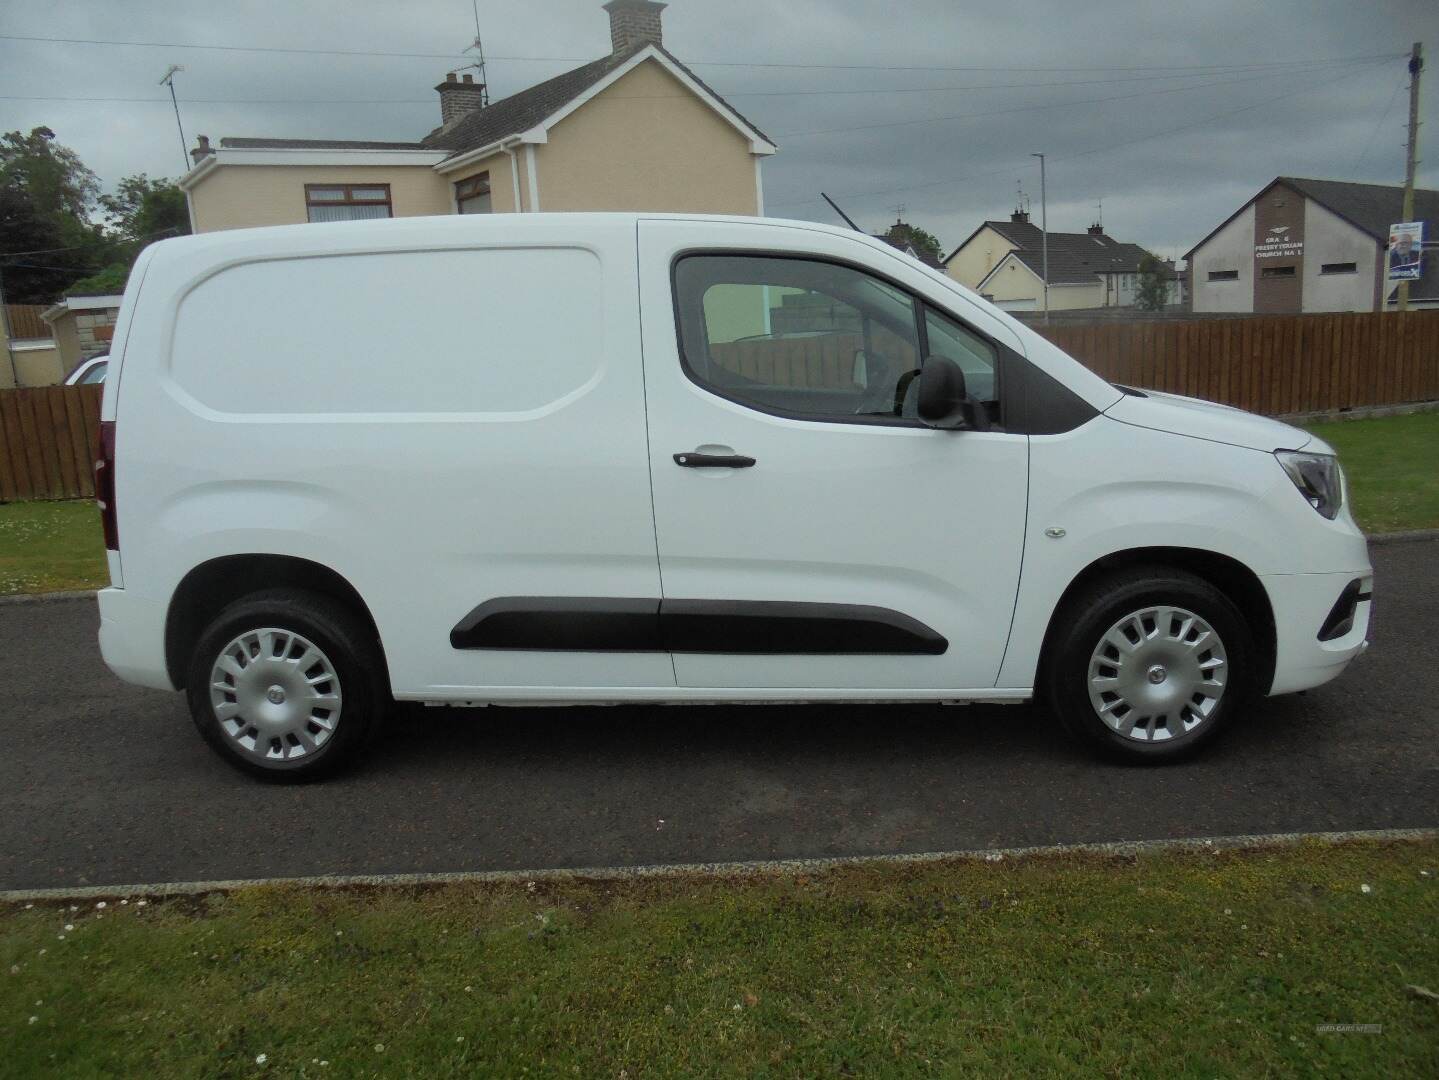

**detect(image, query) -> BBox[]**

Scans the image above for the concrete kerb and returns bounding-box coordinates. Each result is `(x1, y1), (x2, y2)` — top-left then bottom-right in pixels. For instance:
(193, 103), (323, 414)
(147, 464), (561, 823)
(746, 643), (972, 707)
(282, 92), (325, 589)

(0, 589), (93, 607)
(1278, 399), (1439, 425)
(1367, 528), (1439, 545)
(3, 827), (1435, 904)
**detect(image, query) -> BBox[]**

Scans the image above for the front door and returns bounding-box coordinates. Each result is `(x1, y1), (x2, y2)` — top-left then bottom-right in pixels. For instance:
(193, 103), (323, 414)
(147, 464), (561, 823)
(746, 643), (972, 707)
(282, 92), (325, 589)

(637, 220), (1029, 692)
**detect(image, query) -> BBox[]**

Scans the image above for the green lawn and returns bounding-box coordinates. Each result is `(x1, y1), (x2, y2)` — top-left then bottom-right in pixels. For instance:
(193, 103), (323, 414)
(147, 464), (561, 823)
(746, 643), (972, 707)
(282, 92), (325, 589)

(0, 499), (107, 596)
(3, 839), (1435, 1077)
(1305, 411), (1439, 533)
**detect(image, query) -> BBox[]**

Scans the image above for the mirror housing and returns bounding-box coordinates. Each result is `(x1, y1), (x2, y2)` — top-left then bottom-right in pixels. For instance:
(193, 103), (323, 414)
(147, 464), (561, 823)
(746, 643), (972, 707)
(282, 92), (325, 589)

(916, 355), (970, 429)
(851, 348), (869, 389)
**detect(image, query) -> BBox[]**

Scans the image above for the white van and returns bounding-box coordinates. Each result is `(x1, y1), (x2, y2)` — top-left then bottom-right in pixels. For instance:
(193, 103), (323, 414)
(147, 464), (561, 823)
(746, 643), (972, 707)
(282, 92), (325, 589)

(95, 214), (1371, 779)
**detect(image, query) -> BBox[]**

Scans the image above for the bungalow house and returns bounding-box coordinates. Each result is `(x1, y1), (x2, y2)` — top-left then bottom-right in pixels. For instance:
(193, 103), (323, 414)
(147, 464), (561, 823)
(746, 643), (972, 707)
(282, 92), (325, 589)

(942, 211), (1176, 312)
(41, 294), (122, 375)
(1, 303), (63, 389)
(179, 1), (776, 233)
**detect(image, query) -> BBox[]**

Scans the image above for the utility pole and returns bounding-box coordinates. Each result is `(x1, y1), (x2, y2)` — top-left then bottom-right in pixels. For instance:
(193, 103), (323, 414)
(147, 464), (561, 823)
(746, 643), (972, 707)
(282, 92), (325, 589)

(1032, 153), (1049, 324)
(159, 65), (188, 174)
(0, 265), (19, 389)
(1396, 42), (1424, 312)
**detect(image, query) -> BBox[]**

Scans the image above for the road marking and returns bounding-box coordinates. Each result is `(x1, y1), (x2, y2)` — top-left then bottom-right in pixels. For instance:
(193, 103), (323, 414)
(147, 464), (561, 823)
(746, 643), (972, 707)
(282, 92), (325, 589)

(3, 827), (1434, 903)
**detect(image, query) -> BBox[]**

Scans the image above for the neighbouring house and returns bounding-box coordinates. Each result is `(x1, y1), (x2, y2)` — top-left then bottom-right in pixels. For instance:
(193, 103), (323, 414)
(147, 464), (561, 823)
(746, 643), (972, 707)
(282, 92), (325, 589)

(1, 304), (63, 389)
(179, 1), (775, 233)
(40, 294), (122, 376)
(1185, 176), (1438, 314)
(941, 211), (1177, 312)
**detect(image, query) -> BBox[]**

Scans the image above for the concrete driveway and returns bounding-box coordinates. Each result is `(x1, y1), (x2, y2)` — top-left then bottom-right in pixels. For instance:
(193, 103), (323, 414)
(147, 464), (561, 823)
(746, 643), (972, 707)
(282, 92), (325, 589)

(1, 539), (1434, 891)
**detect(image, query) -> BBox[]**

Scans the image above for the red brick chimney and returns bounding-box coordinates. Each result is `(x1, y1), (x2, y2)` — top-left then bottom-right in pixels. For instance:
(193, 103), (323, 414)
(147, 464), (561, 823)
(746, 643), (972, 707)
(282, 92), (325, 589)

(603, 0), (665, 54)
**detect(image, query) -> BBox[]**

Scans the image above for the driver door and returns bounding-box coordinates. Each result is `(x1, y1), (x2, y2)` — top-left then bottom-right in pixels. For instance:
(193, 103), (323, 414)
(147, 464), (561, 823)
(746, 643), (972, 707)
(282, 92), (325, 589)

(637, 219), (1030, 692)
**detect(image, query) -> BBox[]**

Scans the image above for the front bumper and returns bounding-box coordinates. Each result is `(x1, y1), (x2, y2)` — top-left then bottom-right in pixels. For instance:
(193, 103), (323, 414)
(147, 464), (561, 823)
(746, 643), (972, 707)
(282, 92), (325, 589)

(1262, 569), (1373, 696)
(97, 587), (176, 692)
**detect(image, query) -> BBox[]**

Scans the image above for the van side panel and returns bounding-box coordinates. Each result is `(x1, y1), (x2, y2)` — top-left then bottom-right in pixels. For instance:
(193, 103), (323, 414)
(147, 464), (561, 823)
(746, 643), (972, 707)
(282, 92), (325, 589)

(112, 218), (670, 696)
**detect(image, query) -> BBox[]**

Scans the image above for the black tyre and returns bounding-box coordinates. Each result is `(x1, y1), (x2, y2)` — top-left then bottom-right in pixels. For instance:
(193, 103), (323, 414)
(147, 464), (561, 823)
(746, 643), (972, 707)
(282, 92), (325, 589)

(1042, 566), (1256, 763)
(186, 588), (388, 781)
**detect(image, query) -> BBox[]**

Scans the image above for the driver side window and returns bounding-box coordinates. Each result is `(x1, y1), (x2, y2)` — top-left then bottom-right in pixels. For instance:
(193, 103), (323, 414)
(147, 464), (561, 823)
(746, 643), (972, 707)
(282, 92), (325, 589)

(674, 255), (922, 422)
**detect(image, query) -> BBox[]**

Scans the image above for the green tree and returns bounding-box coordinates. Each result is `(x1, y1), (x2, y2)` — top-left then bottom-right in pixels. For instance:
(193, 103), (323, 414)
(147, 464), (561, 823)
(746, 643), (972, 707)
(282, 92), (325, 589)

(80, 174), (191, 294)
(1, 125), (98, 218)
(0, 126), (114, 304)
(880, 220), (944, 264)
(99, 174), (189, 247)
(1135, 253), (1171, 312)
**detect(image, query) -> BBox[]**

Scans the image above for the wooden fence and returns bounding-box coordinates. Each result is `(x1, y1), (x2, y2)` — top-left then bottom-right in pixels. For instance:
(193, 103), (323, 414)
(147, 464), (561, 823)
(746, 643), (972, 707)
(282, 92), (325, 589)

(0, 311), (1436, 502)
(3, 304), (52, 341)
(1034, 310), (1439, 415)
(0, 385), (103, 502)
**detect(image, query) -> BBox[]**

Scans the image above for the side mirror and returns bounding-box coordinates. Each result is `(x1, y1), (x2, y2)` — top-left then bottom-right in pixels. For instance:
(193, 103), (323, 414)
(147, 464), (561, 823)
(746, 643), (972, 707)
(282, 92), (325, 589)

(916, 355), (969, 429)
(851, 349), (869, 389)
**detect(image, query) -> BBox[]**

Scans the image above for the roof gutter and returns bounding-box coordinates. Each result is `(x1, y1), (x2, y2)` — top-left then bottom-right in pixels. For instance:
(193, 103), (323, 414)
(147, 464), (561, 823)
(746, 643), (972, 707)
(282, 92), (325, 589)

(435, 134), (531, 176)
(177, 153), (220, 192)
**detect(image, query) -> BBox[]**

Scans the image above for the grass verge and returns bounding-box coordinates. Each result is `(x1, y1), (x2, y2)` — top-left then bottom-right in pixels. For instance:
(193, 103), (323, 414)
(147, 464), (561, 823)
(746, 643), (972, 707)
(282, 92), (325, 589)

(0, 499), (107, 596)
(1305, 411), (1439, 532)
(4, 839), (1436, 1077)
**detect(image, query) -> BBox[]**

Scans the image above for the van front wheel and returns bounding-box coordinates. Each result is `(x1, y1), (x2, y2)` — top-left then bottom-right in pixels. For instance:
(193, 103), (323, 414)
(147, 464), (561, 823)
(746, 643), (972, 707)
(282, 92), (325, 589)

(186, 589), (386, 781)
(1043, 567), (1255, 763)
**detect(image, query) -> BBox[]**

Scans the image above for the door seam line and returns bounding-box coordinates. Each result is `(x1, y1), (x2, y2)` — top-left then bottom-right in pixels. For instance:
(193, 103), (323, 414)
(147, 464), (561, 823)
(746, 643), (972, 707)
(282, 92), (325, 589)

(633, 220), (678, 684)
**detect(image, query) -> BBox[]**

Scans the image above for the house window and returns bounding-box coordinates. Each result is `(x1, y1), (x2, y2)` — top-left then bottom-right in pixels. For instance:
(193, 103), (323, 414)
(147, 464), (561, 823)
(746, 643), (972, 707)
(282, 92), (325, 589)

(455, 173), (492, 214)
(1321, 262), (1358, 275)
(305, 184), (392, 222)
(1261, 265), (1296, 278)
(1207, 270), (1239, 281)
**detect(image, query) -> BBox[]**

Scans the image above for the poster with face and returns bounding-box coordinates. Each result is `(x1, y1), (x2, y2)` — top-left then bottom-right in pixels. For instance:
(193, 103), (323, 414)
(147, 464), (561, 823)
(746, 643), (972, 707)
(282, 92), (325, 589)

(1387, 221), (1424, 281)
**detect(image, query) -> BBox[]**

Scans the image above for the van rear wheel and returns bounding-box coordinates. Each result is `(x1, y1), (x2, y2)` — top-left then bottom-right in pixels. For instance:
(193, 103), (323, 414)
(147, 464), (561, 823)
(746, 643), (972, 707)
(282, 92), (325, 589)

(186, 589), (386, 781)
(1043, 567), (1255, 763)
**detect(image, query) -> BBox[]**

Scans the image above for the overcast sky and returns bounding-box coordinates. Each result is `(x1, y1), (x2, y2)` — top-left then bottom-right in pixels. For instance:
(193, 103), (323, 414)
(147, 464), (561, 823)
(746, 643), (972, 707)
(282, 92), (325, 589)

(2, 0), (1436, 259)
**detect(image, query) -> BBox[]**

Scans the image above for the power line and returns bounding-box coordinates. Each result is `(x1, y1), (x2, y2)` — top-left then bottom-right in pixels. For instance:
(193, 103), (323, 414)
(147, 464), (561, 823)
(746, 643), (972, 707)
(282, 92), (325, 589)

(773, 60), (1381, 139)
(1048, 59), (1391, 166)
(1351, 72), (1407, 172)
(0, 58), (1389, 108)
(766, 59), (1393, 210)
(0, 226), (185, 260)
(0, 33), (1405, 72)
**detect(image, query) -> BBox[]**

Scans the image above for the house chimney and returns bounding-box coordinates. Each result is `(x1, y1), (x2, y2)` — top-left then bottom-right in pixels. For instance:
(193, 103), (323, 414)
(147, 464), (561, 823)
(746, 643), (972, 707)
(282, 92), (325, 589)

(1011, 208), (1030, 224)
(603, 0), (665, 54)
(1087, 222), (1105, 236)
(435, 71), (486, 128)
(190, 134), (213, 165)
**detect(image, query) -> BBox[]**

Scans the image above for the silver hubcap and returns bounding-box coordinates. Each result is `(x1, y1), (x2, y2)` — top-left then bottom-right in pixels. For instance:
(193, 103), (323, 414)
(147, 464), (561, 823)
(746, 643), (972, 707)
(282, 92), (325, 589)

(209, 628), (343, 764)
(1087, 605), (1227, 742)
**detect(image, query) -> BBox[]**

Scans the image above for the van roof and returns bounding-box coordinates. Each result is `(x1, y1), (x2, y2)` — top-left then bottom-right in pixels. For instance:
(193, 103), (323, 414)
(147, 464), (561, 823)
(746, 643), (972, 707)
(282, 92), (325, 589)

(146, 212), (883, 262)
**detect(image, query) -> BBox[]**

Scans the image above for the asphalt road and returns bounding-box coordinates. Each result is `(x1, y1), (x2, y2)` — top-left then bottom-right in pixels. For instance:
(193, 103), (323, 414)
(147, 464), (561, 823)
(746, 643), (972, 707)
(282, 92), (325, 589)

(2, 540), (1436, 891)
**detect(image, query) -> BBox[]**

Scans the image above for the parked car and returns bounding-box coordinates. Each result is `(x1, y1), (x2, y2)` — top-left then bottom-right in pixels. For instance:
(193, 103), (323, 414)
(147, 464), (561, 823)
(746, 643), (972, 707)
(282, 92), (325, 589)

(64, 354), (108, 385)
(94, 214), (1372, 780)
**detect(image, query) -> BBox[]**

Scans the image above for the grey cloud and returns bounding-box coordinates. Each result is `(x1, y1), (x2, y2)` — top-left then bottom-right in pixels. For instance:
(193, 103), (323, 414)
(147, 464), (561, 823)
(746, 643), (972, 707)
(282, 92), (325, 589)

(1, 0), (1433, 257)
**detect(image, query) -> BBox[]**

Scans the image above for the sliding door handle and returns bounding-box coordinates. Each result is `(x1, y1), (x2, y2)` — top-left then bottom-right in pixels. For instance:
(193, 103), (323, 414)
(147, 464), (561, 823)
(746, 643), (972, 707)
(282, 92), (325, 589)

(673, 451), (756, 469)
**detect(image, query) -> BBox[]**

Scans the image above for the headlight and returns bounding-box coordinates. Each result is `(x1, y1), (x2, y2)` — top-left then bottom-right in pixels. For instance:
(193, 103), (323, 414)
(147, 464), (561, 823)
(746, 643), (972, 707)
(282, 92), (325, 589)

(1275, 450), (1343, 520)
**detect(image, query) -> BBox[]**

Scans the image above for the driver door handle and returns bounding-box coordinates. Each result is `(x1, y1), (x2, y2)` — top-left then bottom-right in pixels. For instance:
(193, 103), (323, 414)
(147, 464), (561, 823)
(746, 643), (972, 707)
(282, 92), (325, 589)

(673, 451), (756, 469)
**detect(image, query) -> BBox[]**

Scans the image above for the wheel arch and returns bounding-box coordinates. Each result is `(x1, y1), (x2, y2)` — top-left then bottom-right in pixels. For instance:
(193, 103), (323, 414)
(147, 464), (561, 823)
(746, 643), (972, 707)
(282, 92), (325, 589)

(165, 554), (383, 691)
(1036, 546), (1277, 695)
